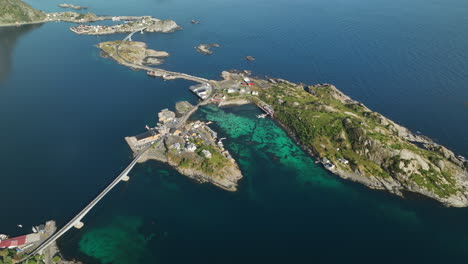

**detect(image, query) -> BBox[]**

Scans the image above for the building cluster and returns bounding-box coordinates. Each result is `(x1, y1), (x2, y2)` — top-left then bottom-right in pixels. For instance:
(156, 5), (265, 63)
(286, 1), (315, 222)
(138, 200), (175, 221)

(167, 120), (234, 161)
(71, 24), (122, 34)
(322, 157), (336, 170)
(190, 83), (213, 100)
(70, 17), (154, 34)
(0, 223), (48, 251)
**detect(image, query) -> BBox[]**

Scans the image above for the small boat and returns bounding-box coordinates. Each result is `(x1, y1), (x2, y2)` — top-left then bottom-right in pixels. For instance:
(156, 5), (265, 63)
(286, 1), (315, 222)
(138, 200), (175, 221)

(256, 114), (267, 119)
(458, 155), (466, 161)
(32, 226), (38, 233)
(0, 234), (9, 241)
(17, 224), (23, 228)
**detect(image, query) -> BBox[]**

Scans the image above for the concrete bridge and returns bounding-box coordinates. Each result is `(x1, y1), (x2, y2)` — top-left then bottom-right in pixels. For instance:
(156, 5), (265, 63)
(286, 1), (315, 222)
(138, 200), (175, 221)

(25, 140), (161, 259)
(115, 34), (214, 86)
(123, 27), (147, 41)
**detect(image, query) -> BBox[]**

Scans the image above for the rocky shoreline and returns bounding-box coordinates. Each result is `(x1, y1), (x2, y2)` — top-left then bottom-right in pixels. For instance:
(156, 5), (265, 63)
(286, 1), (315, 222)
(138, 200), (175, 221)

(216, 71), (468, 207)
(126, 106), (243, 192)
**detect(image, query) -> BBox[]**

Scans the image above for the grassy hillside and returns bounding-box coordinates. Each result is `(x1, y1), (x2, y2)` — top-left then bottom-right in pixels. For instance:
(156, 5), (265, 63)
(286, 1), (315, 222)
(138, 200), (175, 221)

(0, 0), (45, 24)
(258, 82), (467, 201)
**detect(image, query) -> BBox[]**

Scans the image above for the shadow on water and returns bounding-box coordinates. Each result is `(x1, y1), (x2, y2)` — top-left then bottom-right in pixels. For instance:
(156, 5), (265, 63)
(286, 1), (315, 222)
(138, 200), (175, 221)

(0, 23), (43, 83)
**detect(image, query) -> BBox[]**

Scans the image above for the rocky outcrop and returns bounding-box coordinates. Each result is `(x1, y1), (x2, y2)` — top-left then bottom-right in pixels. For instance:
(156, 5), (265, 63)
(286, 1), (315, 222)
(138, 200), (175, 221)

(196, 44), (220, 55)
(146, 19), (181, 33)
(99, 41), (169, 66)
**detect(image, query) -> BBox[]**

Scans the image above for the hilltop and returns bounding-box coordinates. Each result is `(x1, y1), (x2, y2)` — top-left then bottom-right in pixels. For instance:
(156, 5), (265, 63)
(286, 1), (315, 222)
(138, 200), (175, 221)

(0, 0), (46, 24)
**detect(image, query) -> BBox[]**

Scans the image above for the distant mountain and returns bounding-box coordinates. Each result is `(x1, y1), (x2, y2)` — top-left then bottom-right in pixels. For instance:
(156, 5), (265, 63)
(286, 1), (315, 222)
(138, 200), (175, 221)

(0, 0), (46, 24)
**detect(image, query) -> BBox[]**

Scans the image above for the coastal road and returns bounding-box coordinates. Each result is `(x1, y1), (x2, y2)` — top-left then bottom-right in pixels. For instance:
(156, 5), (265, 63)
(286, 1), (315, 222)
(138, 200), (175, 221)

(114, 37), (214, 86)
(24, 140), (161, 260)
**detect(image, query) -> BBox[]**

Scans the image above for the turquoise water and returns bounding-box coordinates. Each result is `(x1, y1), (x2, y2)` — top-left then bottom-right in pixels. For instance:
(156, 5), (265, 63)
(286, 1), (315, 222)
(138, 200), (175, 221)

(60, 105), (468, 263)
(1, 0), (468, 262)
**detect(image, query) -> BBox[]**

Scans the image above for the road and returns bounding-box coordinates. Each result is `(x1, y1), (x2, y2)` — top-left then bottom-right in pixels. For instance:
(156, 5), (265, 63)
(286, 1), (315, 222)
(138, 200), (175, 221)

(115, 35), (215, 86)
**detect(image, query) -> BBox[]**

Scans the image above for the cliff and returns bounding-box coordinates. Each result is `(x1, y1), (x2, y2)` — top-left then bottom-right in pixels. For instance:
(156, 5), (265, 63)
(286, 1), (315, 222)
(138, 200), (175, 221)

(0, 0), (46, 24)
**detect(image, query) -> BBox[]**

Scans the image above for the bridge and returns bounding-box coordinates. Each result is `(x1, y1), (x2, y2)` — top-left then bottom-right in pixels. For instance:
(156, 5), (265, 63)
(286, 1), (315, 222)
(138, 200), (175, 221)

(24, 139), (162, 259)
(115, 33), (214, 86)
(123, 27), (147, 41)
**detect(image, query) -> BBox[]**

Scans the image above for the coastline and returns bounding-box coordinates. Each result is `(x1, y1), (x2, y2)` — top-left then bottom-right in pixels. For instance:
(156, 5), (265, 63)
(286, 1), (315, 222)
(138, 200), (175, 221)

(216, 74), (468, 207)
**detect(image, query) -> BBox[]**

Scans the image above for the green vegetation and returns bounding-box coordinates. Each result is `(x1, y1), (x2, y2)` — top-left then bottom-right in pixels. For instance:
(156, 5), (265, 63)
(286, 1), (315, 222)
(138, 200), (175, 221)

(52, 255), (62, 263)
(170, 142), (230, 178)
(257, 82), (462, 198)
(0, 249), (18, 264)
(0, 0), (45, 24)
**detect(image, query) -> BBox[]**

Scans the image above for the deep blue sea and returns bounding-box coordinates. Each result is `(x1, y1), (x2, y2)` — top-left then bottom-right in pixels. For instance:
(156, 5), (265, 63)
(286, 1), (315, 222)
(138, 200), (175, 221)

(1, 0), (468, 263)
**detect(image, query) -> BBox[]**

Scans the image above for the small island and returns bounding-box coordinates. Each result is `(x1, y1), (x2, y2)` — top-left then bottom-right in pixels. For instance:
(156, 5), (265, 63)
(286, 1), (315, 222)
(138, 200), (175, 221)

(58, 3), (88, 10)
(126, 105), (243, 191)
(196, 44), (220, 55)
(99, 41), (169, 66)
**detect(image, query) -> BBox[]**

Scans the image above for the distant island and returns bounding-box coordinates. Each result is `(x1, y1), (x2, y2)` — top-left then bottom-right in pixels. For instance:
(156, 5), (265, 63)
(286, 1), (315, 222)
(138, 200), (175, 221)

(58, 3), (87, 10)
(0, 0), (180, 31)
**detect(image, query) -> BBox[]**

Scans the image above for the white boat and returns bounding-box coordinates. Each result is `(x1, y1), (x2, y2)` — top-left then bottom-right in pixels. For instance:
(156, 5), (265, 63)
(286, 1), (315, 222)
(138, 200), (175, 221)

(17, 224), (23, 228)
(32, 226), (38, 233)
(257, 114), (267, 119)
(0, 234), (9, 241)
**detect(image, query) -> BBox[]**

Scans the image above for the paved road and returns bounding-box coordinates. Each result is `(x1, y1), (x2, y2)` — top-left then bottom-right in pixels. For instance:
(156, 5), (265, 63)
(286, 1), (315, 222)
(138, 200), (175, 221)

(123, 27), (147, 41)
(25, 140), (160, 260)
(114, 37), (213, 86)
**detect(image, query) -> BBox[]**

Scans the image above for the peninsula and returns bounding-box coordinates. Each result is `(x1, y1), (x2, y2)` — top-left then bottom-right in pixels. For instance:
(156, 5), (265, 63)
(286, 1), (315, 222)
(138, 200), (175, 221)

(216, 71), (468, 207)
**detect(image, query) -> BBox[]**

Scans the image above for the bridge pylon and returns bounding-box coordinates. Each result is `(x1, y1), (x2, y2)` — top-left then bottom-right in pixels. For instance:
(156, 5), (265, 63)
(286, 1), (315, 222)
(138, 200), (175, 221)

(122, 175), (130, 181)
(74, 221), (84, 229)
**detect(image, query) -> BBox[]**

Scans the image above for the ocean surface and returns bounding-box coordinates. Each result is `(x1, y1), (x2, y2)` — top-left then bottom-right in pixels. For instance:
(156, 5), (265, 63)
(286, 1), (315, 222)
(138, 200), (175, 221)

(1, 0), (468, 263)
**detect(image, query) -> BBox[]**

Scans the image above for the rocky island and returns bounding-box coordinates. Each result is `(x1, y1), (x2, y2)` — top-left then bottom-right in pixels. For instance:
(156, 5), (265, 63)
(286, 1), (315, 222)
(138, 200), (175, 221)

(196, 44), (220, 55)
(215, 71), (468, 206)
(126, 106), (243, 191)
(58, 3), (88, 10)
(99, 41), (169, 66)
